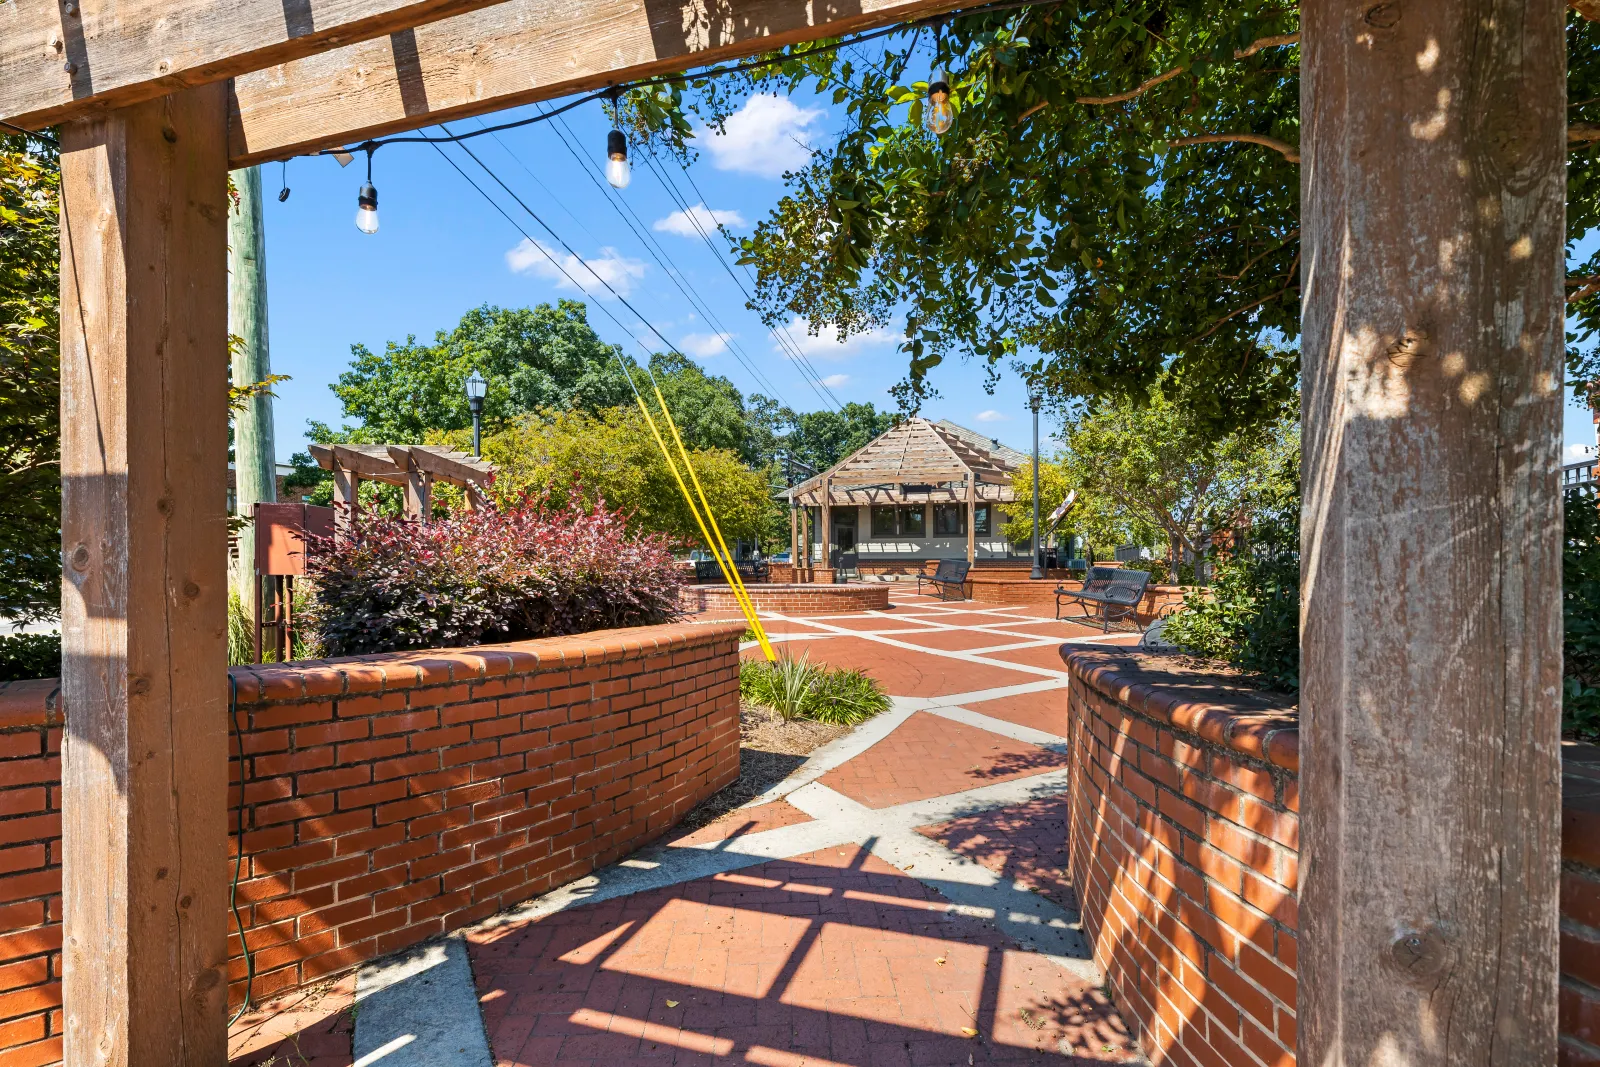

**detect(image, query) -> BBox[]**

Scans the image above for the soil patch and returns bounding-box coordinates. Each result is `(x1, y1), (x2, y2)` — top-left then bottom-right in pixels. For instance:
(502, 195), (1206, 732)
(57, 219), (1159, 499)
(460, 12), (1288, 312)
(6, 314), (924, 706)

(673, 704), (849, 835)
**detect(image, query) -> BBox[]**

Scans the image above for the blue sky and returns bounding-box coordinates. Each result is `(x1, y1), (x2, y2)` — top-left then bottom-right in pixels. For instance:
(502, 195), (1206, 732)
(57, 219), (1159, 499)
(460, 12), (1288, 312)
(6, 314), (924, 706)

(254, 83), (1599, 463)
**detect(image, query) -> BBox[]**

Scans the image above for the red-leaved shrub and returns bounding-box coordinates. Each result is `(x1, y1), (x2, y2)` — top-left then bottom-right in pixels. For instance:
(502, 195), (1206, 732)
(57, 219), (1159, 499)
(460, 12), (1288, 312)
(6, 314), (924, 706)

(299, 501), (683, 656)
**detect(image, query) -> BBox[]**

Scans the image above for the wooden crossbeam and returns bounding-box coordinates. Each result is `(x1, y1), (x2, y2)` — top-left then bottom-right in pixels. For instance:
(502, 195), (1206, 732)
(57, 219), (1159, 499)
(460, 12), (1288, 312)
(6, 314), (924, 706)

(226, 0), (966, 166)
(0, 0), (520, 130)
(393, 444), (495, 488)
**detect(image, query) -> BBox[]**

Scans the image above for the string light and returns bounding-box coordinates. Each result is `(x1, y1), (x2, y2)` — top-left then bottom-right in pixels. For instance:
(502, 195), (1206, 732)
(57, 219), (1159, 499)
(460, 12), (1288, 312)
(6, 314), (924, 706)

(925, 70), (954, 134)
(277, 160), (291, 202)
(355, 149), (379, 234)
(606, 129), (631, 189)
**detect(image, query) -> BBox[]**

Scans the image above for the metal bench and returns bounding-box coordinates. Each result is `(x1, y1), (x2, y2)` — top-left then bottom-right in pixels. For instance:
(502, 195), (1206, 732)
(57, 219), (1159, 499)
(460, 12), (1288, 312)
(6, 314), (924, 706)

(1056, 566), (1150, 631)
(694, 559), (769, 584)
(916, 559), (971, 601)
(833, 551), (860, 582)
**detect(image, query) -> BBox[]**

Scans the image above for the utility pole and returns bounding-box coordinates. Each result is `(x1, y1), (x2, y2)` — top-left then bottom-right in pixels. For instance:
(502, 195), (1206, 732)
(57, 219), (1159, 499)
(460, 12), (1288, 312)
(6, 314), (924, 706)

(228, 165), (277, 601)
(1030, 394), (1043, 579)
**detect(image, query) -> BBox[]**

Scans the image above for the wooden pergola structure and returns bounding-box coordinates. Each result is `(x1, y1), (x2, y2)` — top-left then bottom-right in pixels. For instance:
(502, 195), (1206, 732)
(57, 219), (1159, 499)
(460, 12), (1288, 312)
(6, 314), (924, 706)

(788, 416), (1020, 566)
(0, 0), (1561, 1062)
(307, 443), (496, 531)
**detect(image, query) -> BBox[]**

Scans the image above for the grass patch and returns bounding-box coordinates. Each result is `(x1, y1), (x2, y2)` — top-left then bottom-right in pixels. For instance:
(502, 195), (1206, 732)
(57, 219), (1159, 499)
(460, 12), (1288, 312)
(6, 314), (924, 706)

(739, 654), (890, 726)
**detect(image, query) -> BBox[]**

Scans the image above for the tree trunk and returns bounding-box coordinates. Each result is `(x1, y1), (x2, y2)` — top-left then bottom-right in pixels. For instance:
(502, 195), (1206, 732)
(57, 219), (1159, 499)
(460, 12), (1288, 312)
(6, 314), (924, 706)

(228, 165), (276, 599)
(1298, 0), (1563, 1062)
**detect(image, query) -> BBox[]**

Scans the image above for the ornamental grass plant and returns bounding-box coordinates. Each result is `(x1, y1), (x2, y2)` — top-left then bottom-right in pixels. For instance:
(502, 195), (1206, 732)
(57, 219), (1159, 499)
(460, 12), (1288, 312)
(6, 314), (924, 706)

(298, 499), (682, 657)
(739, 654), (890, 726)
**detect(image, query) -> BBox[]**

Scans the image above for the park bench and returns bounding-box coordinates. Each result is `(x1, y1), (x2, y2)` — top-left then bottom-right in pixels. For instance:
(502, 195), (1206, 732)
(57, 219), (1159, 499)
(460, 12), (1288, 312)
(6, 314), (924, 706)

(1056, 566), (1150, 631)
(834, 551), (860, 582)
(917, 559), (972, 601)
(694, 559), (769, 584)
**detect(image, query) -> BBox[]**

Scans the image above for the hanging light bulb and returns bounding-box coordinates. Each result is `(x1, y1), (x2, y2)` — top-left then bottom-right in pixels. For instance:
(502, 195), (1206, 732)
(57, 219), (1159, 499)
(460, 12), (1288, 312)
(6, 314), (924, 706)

(355, 149), (379, 234)
(925, 71), (954, 135)
(606, 128), (631, 189)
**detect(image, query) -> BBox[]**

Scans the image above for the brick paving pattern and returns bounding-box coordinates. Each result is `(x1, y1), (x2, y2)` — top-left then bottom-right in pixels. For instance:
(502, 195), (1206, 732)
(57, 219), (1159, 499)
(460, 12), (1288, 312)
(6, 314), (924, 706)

(666, 800), (815, 848)
(818, 712), (1072, 809)
(466, 846), (1135, 1067)
(918, 797), (1079, 912)
(742, 637), (1045, 698)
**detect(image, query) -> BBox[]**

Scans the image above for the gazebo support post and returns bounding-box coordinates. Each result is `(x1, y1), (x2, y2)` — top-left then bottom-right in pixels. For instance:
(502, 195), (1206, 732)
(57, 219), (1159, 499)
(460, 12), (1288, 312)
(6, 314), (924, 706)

(790, 505), (799, 583)
(1299, 0), (1561, 1061)
(820, 478), (832, 577)
(966, 480), (976, 565)
(332, 464), (358, 540)
(59, 85), (232, 1066)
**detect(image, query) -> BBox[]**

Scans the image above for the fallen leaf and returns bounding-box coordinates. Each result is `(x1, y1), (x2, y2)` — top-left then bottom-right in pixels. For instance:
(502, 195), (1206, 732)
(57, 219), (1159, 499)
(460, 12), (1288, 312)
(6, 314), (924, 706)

(1019, 1008), (1045, 1031)
(934, 957), (947, 966)
(666, 1000), (680, 1008)
(961, 1027), (980, 1038)
(904, 864), (915, 871)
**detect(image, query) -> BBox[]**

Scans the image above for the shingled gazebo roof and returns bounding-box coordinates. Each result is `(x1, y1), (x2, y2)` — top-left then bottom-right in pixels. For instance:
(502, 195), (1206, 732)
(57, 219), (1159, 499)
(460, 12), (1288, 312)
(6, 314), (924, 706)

(788, 417), (1023, 507)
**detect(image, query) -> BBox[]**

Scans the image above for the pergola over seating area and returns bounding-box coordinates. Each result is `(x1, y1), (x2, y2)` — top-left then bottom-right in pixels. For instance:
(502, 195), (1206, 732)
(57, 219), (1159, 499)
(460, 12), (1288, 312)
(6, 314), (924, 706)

(307, 442), (496, 528)
(787, 417), (1025, 574)
(1, 0), (1565, 1063)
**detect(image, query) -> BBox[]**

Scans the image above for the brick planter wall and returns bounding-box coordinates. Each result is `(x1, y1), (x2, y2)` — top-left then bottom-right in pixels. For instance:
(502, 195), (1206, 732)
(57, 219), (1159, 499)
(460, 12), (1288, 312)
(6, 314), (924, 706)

(1061, 648), (1300, 1067)
(1063, 649), (1592, 1066)
(679, 582), (889, 616)
(0, 620), (741, 1067)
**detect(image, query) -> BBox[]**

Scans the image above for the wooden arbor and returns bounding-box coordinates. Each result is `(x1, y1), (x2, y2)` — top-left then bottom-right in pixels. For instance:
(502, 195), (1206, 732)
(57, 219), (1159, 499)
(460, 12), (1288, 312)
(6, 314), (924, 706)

(1, 0), (1563, 1063)
(788, 417), (1018, 568)
(307, 443), (495, 531)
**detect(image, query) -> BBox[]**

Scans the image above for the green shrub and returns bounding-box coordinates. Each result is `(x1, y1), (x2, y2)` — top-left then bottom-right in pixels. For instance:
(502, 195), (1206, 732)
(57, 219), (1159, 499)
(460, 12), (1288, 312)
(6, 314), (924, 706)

(739, 655), (890, 725)
(1566, 488), (1600, 739)
(0, 633), (60, 682)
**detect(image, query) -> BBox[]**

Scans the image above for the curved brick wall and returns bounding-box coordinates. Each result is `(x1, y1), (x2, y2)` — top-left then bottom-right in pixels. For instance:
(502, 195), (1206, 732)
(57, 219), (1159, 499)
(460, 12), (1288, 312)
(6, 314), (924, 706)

(0, 620), (741, 1066)
(1061, 647), (1300, 1067)
(680, 582), (889, 615)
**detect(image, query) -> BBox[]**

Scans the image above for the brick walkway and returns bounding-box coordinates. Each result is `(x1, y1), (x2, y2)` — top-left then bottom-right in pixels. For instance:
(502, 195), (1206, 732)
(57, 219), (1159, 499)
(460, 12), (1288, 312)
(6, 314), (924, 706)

(228, 588), (1141, 1067)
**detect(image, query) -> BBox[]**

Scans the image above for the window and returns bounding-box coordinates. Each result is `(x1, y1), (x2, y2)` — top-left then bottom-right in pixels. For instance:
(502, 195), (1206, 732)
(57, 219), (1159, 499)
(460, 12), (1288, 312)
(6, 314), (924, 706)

(899, 506), (926, 537)
(974, 505), (990, 536)
(933, 504), (966, 536)
(871, 507), (899, 538)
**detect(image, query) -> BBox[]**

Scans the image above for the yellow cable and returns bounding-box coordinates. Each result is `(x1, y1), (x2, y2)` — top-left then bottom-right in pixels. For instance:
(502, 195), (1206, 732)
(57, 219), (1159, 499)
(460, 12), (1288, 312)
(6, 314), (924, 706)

(632, 395), (777, 662)
(651, 386), (779, 657)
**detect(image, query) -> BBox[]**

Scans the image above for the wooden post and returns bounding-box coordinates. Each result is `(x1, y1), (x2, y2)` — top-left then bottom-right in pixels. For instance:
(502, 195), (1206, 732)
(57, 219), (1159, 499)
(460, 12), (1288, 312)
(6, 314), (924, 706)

(332, 463), (358, 539)
(966, 481), (976, 565)
(227, 164), (277, 599)
(59, 84), (231, 1066)
(790, 506), (799, 583)
(1299, 0), (1562, 1062)
(402, 464), (431, 522)
(819, 478), (832, 572)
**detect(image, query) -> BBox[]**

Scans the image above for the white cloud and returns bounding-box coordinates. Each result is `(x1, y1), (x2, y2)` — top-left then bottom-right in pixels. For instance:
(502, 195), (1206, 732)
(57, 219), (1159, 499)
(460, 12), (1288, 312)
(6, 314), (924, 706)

(1568, 442), (1595, 463)
(773, 316), (895, 360)
(695, 95), (824, 178)
(820, 374), (850, 388)
(974, 409), (1010, 423)
(654, 203), (746, 237)
(505, 238), (646, 298)
(680, 331), (734, 358)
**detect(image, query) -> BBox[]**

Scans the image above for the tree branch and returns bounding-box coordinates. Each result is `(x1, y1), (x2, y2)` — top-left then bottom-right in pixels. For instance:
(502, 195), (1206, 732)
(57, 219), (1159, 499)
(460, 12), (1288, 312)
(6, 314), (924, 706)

(1572, 123), (1600, 143)
(1569, 275), (1600, 305)
(1071, 33), (1300, 107)
(1573, 0), (1600, 22)
(1186, 282), (1297, 345)
(1216, 230), (1299, 281)
(1167, 133), (1301, 163)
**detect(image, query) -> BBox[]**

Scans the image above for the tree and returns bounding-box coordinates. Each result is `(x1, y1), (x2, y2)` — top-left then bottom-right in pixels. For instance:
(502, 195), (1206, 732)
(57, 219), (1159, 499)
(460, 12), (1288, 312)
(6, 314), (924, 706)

(0, 134), (60, 624)
(461, 407), (773, 547)
(1002, 457), (1154, 558)
(330, 301), (635, 441)
(640, 351), (749, 454)
(1026, 386), (1296, 569)
(631, 6), (1600, 435)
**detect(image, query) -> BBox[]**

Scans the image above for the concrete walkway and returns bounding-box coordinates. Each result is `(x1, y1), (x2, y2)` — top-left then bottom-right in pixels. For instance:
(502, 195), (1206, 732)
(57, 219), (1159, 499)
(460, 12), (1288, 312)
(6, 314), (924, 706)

(228, 589), (1142, 1067)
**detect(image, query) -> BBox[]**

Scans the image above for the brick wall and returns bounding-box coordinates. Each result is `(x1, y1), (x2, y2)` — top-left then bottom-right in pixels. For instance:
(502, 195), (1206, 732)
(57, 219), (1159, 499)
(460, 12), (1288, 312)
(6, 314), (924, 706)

(679, 583), (889, 616)
(1063, 650), (1592, 1066)
(1061, 649), (1300, 1067)
(0, 620), (741, 1067)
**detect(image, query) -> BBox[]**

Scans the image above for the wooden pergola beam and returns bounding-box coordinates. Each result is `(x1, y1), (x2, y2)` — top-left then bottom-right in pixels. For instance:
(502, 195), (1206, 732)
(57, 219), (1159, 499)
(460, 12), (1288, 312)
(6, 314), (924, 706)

(225, 0), (967, 166)
(0, 0), (519, 131)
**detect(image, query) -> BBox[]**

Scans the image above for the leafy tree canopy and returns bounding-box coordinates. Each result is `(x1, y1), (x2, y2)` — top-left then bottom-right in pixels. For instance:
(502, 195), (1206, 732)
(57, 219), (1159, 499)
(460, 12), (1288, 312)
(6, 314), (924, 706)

(628, 5), (1600, 433)
(0, 134), (60, 623)
(450, 407), (774, 547)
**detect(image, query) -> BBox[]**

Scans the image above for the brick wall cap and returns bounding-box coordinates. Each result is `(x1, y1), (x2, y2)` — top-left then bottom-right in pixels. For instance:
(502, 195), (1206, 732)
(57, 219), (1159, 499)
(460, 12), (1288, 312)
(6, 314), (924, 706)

(7, 620), (746, 724)
(0, 677), (61, 730)
(1061, 647), (1299, 772)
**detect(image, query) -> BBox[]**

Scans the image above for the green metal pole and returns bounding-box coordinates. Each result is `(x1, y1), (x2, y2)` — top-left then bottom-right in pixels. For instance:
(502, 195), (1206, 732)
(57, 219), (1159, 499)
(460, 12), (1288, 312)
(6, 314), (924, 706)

(228, 166), (277, 600)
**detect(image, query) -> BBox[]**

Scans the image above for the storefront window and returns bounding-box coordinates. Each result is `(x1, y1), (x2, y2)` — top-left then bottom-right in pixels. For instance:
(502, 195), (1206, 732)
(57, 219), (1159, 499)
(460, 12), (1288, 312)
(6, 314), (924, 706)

(899, 506), (926, 536)
(871, 506), (899, 537)
(974, 505), (990, 536)
(933, 504), (966, 536)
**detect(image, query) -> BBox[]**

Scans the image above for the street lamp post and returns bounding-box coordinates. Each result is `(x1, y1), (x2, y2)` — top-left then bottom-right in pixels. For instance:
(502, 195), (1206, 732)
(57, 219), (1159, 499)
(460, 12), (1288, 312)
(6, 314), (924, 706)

(465, 370), (487, 457)
(1030, 395), (1044, 580)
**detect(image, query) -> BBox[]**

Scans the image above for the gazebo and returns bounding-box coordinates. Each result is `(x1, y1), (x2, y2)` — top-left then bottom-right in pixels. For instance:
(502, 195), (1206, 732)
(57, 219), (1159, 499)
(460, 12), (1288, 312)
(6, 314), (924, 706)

(787, 417), (1028, 575)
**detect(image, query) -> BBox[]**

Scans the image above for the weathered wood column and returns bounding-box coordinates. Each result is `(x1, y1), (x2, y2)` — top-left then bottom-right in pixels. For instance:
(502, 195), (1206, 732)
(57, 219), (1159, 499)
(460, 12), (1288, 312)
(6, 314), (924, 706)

(790, 506), (799, 582)
(966, 481), (977, 564)
(60, 85), (231, 1065)
(819, 478), (832, 570)
(1299, 0), (1562, 1062)
(332, 463), (359, 539)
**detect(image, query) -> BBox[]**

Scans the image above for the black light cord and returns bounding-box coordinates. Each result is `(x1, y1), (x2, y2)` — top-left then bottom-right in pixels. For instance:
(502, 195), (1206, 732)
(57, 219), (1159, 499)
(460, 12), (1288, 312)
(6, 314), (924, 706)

(309, 0), (1055, 161)
(0, 119), (57, 147)
(227, 673), (256, 1027)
